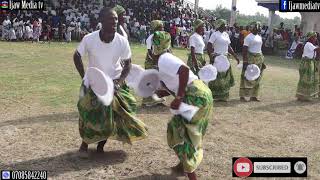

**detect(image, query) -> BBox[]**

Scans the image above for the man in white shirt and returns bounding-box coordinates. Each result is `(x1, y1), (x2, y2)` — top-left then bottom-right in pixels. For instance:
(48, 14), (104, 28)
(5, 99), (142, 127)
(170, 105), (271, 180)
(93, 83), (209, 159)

(73, 7), (148, 156)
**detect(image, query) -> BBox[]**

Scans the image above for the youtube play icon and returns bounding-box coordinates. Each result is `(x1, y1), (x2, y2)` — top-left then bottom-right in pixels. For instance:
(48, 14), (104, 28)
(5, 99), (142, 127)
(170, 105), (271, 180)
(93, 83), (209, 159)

(233, 157), (253, 177)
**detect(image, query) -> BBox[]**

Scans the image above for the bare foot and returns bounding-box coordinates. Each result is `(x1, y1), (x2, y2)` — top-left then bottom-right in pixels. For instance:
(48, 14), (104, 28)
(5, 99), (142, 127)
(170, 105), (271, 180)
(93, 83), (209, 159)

(187, 172), (197, 180)
(97, 140), (107, 153)
(78, 142), (88, 158)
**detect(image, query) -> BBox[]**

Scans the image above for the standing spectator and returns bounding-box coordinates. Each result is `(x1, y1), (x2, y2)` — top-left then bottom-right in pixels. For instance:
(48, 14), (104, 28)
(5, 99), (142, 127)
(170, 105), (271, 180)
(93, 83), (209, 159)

(2, 16), (11, 41)
(170, 23), (177, 47)
(114, 5), (128, 39)
(16, 21), (24, 41)
(233, 26), (241, 53)
(32, 18), (41, 42)
(65, 25), (72, 42)
(240, 25), (250, 47)
(9, 24), (17, 41)
(25, 23), (33, 40)
(139, 22), (147, 45)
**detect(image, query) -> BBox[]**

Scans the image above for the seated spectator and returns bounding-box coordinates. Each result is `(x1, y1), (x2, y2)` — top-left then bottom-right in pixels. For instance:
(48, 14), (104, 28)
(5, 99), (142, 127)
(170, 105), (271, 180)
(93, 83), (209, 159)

(286, 36), (302, 59)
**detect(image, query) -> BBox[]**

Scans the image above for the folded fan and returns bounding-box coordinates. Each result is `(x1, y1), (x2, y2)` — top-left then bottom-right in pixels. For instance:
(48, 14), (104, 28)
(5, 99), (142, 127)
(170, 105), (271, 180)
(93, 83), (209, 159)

(126, 64), (145, 88)
(85, 67), (114, 106)
(134, 69), (161, 97)
(198, 64), (218, 84)
(213, 55), (230, 73)
(245, 64), (261, 81)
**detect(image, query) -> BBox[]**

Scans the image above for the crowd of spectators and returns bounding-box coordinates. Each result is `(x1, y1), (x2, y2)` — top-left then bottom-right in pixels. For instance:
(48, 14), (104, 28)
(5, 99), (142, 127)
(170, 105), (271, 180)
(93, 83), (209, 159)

(1, 0), (319, 59)
(0, 0), (214, 44)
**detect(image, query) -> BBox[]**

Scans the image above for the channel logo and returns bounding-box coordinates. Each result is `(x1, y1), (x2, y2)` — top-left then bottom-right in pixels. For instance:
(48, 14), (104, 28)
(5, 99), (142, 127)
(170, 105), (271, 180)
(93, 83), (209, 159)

(1, 171), (10, 180)
(0, 1), (9, 9)
(280, 0), (288, 11)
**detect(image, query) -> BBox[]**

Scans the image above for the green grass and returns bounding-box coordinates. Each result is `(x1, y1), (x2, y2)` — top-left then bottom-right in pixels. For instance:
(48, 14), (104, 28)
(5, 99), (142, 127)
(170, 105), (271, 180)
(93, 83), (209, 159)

(0, 41), (301, 109)
(1, 41), (320, 179)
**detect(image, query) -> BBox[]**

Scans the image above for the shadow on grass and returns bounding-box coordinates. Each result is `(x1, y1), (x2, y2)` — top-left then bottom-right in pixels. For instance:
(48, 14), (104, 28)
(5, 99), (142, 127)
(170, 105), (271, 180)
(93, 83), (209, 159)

(124, 174), (181, 180)
(213, 99), (244, 107)
(263, 56), (300, 70)
(250, 100), (320, 112)
(137, 104), (170, 115)
(0, 112), (78, 127)
(2, 150), (127, 177)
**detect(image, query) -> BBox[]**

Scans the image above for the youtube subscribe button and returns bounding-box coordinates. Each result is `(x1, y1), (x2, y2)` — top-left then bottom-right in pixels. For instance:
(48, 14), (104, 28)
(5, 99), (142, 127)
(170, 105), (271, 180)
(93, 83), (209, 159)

(232, 157), (307, 177)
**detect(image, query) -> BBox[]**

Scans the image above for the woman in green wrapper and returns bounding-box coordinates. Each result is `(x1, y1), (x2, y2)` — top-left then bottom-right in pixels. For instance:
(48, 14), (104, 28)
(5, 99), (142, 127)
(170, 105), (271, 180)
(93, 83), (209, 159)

(152, 31), (213, 180)
(141, 20), (166, 106)
(296, 32), (320, 101)
(113, 5), (139, 111)
(73, 7), (148, 156)
(207, 19), (240, 101)
(187, 19), (206, 74)
(113, 5), (128, 39)
(240, 21), (265, 102)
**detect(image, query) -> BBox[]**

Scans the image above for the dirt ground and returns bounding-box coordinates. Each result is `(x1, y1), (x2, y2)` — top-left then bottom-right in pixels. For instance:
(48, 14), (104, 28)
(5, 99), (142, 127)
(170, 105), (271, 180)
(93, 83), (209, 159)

(0, 42), (319, 180)
(1, 94), (320, 179)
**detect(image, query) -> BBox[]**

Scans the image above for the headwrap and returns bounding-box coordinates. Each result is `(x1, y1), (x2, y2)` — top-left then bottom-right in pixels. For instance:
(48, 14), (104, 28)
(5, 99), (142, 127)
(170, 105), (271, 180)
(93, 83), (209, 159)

(306, 32), (317, 39)
(150, 20), (163, 32)
(215, 19), (227, 28)
(249, 21), (261, 29)
(152, 31), (171, 56)
(193, 19), (204, 31)
(113, 5), (125, 15)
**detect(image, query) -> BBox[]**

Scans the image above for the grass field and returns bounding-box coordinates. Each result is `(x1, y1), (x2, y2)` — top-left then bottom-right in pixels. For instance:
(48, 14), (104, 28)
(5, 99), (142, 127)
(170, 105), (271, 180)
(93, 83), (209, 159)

(0, 41), (319, 180)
